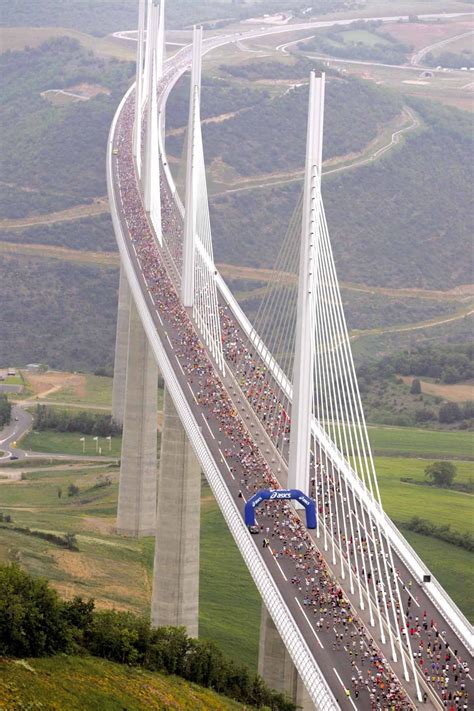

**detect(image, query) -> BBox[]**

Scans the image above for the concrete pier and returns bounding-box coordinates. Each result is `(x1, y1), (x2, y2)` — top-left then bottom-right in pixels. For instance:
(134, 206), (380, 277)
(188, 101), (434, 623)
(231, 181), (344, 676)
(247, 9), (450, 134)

(151, 387), (201, 637)
(112, 266), (131, 426)
(116, 298), (158, 537)
(258, 603), (314, 710)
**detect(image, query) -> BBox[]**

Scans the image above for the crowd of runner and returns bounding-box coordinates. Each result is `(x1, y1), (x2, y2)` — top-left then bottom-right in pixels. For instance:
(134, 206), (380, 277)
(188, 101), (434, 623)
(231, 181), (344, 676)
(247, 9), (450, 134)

(113, 77), (471, 711)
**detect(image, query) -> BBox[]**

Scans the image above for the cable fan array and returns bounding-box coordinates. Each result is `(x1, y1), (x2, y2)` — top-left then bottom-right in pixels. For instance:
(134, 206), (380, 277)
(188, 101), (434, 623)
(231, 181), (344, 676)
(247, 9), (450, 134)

(227, 88), (420, 693)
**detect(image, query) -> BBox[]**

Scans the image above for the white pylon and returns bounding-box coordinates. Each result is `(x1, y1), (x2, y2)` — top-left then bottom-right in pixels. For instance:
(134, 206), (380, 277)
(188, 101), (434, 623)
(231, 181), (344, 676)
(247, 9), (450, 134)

(133, 0), (146, 169)
(288, 71), (325, 495)
(156, 0), (166, 80)
(143, 0), (163, 244)
(142, 0), (153, 102)
(181, 26), (203, 308)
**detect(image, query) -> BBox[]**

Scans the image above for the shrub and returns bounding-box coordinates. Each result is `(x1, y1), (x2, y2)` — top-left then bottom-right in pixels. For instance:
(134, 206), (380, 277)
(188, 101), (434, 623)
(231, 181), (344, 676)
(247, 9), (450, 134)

(424, 461), (457, 487)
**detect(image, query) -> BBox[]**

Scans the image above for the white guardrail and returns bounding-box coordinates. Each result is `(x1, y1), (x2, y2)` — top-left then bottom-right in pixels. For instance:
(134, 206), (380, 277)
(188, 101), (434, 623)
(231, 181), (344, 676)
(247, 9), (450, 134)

(107, 83), (340, 709)
(156, 37), (473, 657)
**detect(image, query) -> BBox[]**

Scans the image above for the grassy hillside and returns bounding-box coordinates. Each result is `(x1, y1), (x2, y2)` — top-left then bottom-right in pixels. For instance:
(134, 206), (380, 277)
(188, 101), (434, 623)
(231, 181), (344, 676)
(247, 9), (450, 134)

(0, 656), (245, 710)
(0, 254), (118, 372)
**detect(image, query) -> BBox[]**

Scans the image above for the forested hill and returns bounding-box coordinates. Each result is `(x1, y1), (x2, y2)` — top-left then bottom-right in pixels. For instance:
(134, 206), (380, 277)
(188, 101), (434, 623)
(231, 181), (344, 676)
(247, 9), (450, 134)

(324, 97), (472, 289)
(0, 0), (345, 35)
(0, 38), (134, 210)
(209, 95), (472, 290)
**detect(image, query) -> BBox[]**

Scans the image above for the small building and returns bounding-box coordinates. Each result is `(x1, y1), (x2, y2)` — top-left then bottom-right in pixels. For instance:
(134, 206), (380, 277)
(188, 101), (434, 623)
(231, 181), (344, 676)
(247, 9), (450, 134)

(27, 363), (41, 372)
(7, 368), (16, 376)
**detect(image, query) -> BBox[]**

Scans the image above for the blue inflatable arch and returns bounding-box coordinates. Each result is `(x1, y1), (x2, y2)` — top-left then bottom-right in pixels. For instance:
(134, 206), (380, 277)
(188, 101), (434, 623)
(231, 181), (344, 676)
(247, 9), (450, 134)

(244, 489), (316, 529)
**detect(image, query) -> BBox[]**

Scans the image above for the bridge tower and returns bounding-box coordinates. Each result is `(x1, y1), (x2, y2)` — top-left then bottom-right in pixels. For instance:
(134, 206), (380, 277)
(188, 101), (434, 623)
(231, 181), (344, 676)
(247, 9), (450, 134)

(181, 25), (203, 308)
(143, 0), (164, 242)
(288, 71), (325, 496)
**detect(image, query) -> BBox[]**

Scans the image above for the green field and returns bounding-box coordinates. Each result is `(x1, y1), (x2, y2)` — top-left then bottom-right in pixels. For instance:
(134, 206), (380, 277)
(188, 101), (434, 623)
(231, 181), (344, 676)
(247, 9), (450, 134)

(0, 656), (243, 711)
(400, 529), (474, 621)
(375, 456), (473, 534)
(339, 29), (390, 46)
(368, 425), (474, 459)
(200, 487), (260, 668)
(19, 430), (122, 457)
(0, 466), (260, 668)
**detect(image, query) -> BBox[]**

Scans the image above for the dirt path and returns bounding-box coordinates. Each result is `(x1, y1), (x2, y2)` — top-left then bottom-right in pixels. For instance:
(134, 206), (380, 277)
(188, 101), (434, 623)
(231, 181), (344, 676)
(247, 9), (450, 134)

(211, 107), (420, 196)
(351, 303), (474, 341)
(0, 241), (119, 268)
(411, 29), (474, 66)
(0, 198), (109, 232)
(217, 262), (474, 301)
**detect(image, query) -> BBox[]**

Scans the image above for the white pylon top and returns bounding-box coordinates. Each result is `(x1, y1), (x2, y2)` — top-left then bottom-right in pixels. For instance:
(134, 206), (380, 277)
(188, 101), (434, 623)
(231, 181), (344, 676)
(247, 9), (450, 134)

(287, 71), (325, 495)
(182, 26), (203, 308)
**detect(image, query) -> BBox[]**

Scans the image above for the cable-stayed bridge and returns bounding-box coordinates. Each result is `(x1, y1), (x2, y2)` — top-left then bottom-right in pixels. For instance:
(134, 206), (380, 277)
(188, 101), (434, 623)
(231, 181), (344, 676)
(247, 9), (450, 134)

(107, 3), (473, 708)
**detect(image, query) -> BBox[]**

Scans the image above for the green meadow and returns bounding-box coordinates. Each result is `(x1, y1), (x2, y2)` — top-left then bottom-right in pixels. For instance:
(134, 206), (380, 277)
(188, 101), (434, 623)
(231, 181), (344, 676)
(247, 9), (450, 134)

(20, 430), (122, 457)
(368, 425), (473, 459)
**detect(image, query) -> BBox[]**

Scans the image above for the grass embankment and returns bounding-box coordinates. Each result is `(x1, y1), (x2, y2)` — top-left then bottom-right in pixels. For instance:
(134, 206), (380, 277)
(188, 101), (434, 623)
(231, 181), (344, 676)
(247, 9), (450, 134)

(20, 430), (122, 457)
(0, 656), (243, 711)
(0, 468), (261, 668)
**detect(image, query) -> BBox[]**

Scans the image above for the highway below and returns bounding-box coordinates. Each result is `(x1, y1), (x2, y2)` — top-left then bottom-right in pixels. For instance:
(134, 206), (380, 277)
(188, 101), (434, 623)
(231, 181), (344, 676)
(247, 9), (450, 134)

(108, 14), (473, 709)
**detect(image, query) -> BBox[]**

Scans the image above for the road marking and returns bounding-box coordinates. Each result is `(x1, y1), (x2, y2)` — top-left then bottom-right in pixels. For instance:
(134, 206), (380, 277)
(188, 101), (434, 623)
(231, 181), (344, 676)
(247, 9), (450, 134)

(186, 382), (198, 405)
(155, 310), (163, 325)
(176, 357), (185, 377)
(164, 332), (172, 348)
(201, 413), (215, 440)
(333, 667), (357, 710)
(218, 448), (235, 479)
(271, 553), (288, 582)
(295, 598), (324, 649)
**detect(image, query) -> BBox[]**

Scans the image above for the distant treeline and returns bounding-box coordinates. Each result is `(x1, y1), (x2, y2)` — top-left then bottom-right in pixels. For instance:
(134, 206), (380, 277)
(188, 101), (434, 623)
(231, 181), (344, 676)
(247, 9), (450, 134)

(0, 523), (78, 551)
(359, 343), (474, 385)
(298, 20), (413, 65)
(425, 51), (474, 69)
(33, 405), (121, 436)
(0, 394), (11, 428)
(401, 516), (474, 553)
(0, 565), (296, 711)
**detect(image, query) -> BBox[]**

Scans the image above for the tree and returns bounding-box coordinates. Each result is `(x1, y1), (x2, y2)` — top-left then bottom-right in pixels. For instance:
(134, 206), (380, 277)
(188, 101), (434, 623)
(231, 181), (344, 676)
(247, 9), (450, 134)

(0, 564), (69, 657)
(67, 483), (80, 497)
(438, 402), (461, 424)
(425, 461), (457, 488)
(410, 378), (421, 395)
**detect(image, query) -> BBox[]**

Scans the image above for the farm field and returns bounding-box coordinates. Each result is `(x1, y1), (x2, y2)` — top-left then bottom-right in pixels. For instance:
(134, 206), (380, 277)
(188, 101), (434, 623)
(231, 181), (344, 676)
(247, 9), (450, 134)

(366, 424), (474, 459)
(376, 456), (473, 532)
(0, 656), (243, 711)
(381, 18), (474, 51)
(19, 429), (122, 457)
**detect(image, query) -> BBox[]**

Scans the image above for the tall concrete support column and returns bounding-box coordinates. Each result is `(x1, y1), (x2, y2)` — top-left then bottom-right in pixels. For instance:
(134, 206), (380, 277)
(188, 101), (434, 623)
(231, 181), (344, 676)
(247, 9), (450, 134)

(151, 387), (201, 637)
(112, 265), (131, 426)
(116, 298), (158, 537)
(258, 603), (315, 711)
